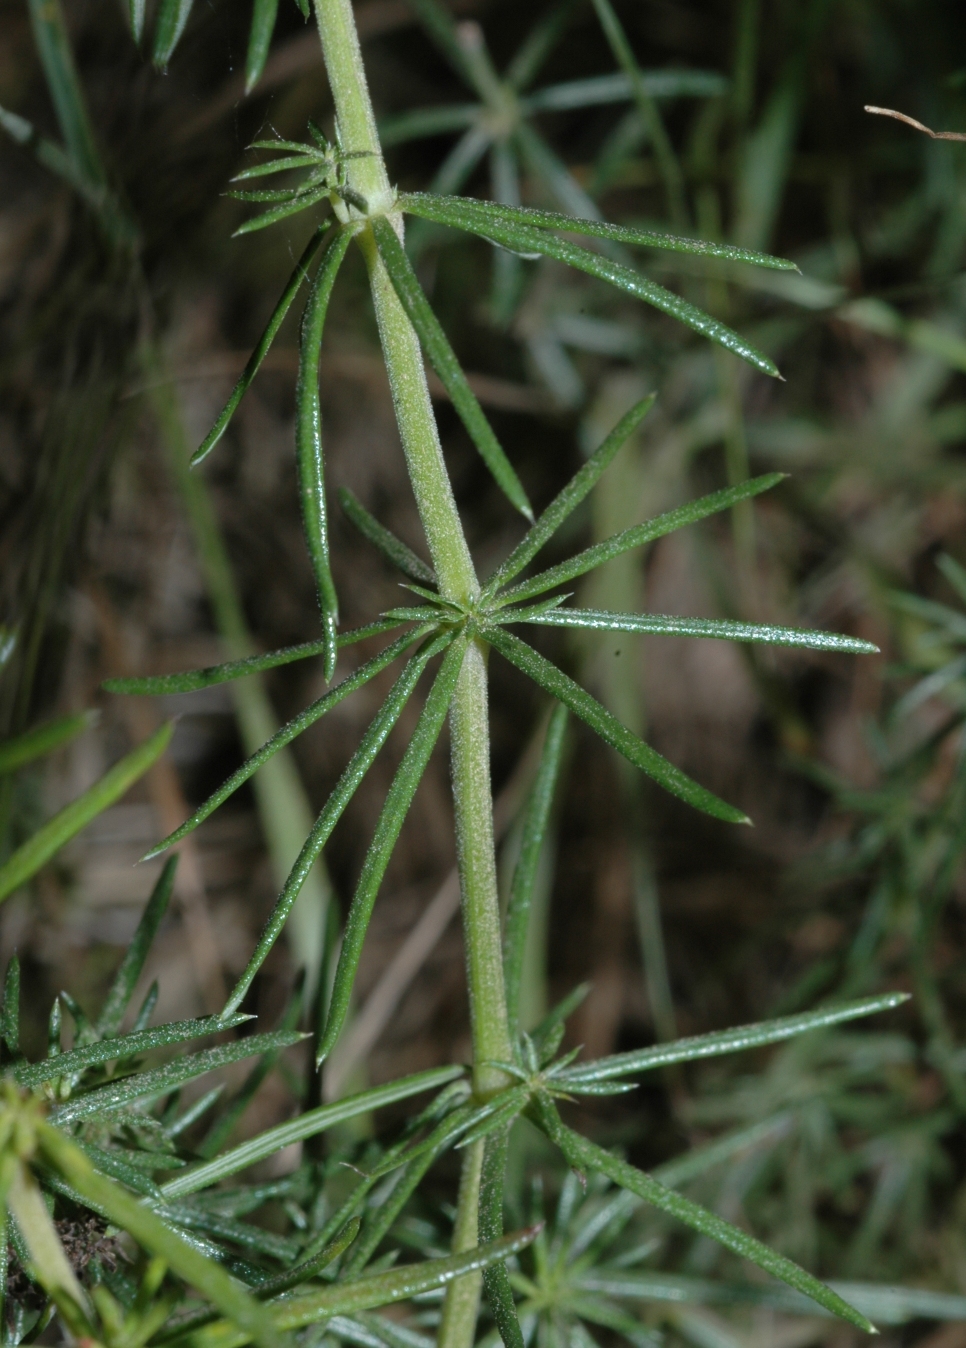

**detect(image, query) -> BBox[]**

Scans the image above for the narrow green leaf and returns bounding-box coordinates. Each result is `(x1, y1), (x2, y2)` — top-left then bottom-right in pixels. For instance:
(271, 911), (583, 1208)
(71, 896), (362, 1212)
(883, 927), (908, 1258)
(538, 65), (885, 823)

(244, 0), (278, 92)
(318, 635), (468, 1062)
(495, 474), (784, 607)
(231, 154), (321, 181)
(506, 0), (578, 91)
(508, 607), (879, 654)
(535, 1102), (875, 1334)
(652, 1115), (793, 1191)
(171, 1228), (541, 1348)
(339, 488), (436, 585)
(26, 0), (104, 188)
(403, 0), (476, 88)
(372, 217), (533, 521)
(192, 225), (328, 467)
(0, 722), (174, 904)
(37, 1122), (277, 1348)
(50, 1029), (304, 1123)
(15, 1013), (250, 1088)
(75, 1140), (164, 1201)
(504, 705), (568, 1039)
(523, 69), (728, 112)
(222, 632), (451, 1017)
(487, 628), (747, 824)
(162, 1205), (300, 1262)
(160, 1065), (464, 1199)
(103, 620), (405, 696)
(128, 0), (146, 42)
(153, 0), (195, 68)
(2, 956), (20, 1056)
(96, 855), (177, 1037)
(378, 105), (479, 148)
(297, 228), (353, 680)
(232, 183), (333, 237)
(560, 992), (910, 1085)
(142, 628), (432, 862)
(529, 982), (589, 1059)
(483, 395), (656, 598)
(399, 201), (780, 376)
(480, 1128), (524, 1348)
(399, 194), (796, 272)
(0, 710), (97, 777)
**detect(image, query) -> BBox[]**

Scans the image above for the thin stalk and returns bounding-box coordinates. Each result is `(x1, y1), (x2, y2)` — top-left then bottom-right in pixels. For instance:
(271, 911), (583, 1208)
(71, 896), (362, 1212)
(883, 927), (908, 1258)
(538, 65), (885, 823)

(312, 10), (514, 1348)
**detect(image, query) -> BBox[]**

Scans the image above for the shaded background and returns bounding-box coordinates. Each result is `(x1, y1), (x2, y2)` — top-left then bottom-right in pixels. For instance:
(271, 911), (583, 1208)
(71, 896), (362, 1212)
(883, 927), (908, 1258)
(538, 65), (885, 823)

(4, 0), (966, 1328)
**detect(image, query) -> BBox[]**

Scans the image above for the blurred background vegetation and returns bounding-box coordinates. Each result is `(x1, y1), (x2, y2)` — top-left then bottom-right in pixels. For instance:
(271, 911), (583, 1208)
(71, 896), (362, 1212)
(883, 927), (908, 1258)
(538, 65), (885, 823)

(4, 0), (966, 1343)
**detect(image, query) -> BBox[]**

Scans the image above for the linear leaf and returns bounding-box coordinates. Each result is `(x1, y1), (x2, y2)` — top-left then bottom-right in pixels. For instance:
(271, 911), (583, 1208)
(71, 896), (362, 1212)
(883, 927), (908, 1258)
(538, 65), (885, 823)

(318, 635), (468, 1062)
(339, 488), (436, 585)
(535, 1102), (874, 1334)
(495, 474), (784, 606)
(222, 631), (453, 1017)
(297, 228), (353, 679)
(142, 627), (432, 861)
(0, 710), (97, 777)
(37, 1122), (277, 1348)
(399, 194), (795, 272)
(487, 627), (747, 824)
(504, 704), (568, 1039)
(2, 954), (20, 1054)
(50, 1029), (304, 1123)
(231, 155), (321, 181)
(523, 69), (728, 112)
(192, 225), (328, 466)
(560, 992), (910, 1085)
(244, 0), (278, 92)
(97, 855), (177, 1037)
(0, 722), (174, 903)
(508, 607), (879, 654)
(153, 0), (195, 67)
(480, 1128), (524, 1348)
(372, 217), (533, 520)
(128, 0), (146, 42)
(399, 202), (779, 375)
(103, 620), (405, 696)
(170, 1228), (541, 1348)
(15, 1014), (250, 1088)
(379, 105), (479, 147)
(161, 1205), (300, 1261)
(483, 395), (656, 598)
(160, 1065), (464, 1199)
(231, 183), (333, 237)
(75, 1140), (163, 1200)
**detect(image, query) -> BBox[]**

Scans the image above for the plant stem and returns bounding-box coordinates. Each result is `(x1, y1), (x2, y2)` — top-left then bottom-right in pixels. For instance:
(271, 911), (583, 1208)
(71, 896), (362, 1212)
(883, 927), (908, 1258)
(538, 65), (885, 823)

(312, 6), (515, 1343)
(437, 1140), (485, 1348)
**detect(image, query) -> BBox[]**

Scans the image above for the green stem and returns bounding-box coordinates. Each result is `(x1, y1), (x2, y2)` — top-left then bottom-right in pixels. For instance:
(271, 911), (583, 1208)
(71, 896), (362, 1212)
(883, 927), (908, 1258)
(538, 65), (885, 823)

(312, 7), (515, 1344)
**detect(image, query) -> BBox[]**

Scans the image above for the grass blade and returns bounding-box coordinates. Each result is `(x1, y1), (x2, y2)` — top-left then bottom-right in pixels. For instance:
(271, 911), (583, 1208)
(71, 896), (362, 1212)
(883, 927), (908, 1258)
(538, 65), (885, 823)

(504, 705), (568, 1039)
(297, 228), (353, 680)
(399, 194), (796, 271)
(15, 1013), (250, 1088)
(318, 636), (468, 1063)
(222, 632), (452, 1017)
(494, 474), (784, 606)
(0, 722), (174, 904)
(191, 225), (328, 467)
(141, 628), (431, 861)
(482, 394), (656, 597)
(50, 1029), (304, 1123)
(487, 628), (747, 824)
(372, 217), (533, 521)
(509, 608), (879, 654)
(171, 1228), (541, 1348)
(102, 620), (405, 696)
(96, 855), (177, 1037)
(153, 0), (195, 68)
(0, 710), (97, 777)
(339, 487), (436, 585)
(560, 991), (910, 1085)
(244, 0), (278, 92)
(37, 1122), (277, 1348)
(160, 1066), (465, 1198)
(535, 1102), (875, 1334)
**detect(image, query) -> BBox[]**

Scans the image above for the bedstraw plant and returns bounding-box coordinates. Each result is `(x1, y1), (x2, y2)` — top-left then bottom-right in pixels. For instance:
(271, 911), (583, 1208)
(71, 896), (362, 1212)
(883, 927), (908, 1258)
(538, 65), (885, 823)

(0, 1), (939, 1346)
